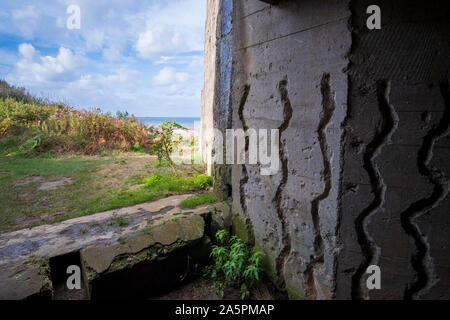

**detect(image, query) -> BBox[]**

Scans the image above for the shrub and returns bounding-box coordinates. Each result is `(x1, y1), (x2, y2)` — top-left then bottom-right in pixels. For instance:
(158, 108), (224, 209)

(148, 120), (186, 173)
(204, 230), (264, 299)
(0, 80), (46, 104)
(189, 174), (212, 189)
(0, 93), (152, 155)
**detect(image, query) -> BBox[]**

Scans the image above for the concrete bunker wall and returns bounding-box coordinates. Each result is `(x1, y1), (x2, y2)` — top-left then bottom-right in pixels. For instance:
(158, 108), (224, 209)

(230, 0), (350, 300)
(336, 0), (450, 300)
(201, 0), (450, 299)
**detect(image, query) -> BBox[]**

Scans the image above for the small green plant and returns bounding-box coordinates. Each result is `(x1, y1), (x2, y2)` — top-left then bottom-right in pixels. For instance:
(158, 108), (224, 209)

(108, 216), (130, 227)
(132, 141), (143, 153)
(204, 230), (264, 300)
(180, 192), (218, 208)
(148, 120), (186, 173)
(168, 214), (187, 223)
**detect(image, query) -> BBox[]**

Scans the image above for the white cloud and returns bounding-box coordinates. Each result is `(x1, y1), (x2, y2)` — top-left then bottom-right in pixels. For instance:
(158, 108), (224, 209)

(84, 29), (105, 52)
(11, 5), (38, 20)
(0, 0), (205, 117)
(156, 56), (174, 64)
(7, 44), (82, 86)
(135, 26), (195, 59)
(75, 68), (141, 92)
(18, 43), (37, 61)
(11, 5), (39, 38)
(153, 67), (189, 86)
(133, 0), (205, 60)
(102, 46), (122, 62)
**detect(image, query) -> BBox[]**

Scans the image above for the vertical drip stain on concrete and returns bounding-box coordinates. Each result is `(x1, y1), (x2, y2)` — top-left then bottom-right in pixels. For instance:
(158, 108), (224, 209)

(400, 81), (450, 300)
(351, 80), (399, 300)
(274, 79), (293, 283)
(305, 73), (336, 299)
(238, 85), (251, 214)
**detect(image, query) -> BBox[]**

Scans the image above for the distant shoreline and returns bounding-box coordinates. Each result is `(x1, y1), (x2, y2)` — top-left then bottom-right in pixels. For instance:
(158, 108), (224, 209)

(136, 117), (200, 129)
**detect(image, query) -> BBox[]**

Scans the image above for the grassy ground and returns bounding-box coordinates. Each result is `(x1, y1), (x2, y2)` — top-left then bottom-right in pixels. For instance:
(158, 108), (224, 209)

(180, 193), (218, 208)
(0, 81), (215, 233)
(0, 154), (210, 233)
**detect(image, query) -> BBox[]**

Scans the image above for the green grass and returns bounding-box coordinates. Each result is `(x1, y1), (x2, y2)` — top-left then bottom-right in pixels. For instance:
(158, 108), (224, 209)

(108, 216), (130, 227)
(180, 192), (219, 208)
(0, 156), (105, 177)
(0, 156), (111, 230)
(0, 155), (210, 232)
(142, 173), (211, 193)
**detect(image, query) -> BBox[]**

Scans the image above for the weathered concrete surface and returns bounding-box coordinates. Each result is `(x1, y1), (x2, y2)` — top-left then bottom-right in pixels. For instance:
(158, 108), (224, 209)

(336, 0), (450, 300)
(201, 0), (220, 174)
(81, 214), (207, 299)
(0, 195), (193, 265)
(0, 195), (214, 299)
(202, 0), (450, 300)
(0, 258), (52, 300)
(208, 200), (254, 244)
(81, 214), (205, 276)
(200, 0), (234, 199)
(230, 0), (351, 299)
(209, 201), (233, 239)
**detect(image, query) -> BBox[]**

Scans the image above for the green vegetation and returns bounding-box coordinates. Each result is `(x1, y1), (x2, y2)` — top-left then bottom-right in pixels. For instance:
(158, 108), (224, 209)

(108, 216), (130, 227)
(181, 192), (219, 208)
(0, 79), (47, 104)
(0, 155), (209, 232)
(141, 173), (211, 193)
(0, 81), (151, 156)
(0, 81), (212, 233)
(204, 230), (264, 300)
(148, 120), (187, 173)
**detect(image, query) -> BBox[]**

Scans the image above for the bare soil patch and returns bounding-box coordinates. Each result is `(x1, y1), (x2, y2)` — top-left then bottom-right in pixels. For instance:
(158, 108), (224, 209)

(38, 178), (74, 191)
(13, 175), (43, 187)
(153, 277), (287, 300)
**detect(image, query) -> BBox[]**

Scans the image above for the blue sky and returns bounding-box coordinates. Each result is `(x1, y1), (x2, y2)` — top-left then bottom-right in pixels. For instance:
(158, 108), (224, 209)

(0, 0), (206, 117)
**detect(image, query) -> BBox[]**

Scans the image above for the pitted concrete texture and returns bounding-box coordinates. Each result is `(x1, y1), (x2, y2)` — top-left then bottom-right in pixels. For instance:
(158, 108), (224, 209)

(0, 195), (212, 299)
(202, 0), (450, 300)
(230, 0), (351, 299)
(201, 0), (220, 174)
(201, 0), (235, 198)
(81, 214), (205, 276)
(0, 195), (196, 265)
(0, 258), (52, 300)
(336, 0), (450, 300)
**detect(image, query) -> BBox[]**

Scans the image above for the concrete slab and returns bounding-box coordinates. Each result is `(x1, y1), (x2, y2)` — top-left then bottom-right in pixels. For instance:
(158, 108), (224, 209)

(0, 195), (213, 299)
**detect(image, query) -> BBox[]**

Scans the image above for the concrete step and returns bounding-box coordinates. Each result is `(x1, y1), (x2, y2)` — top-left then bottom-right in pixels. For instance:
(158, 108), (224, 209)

(0, 195), (219, 300)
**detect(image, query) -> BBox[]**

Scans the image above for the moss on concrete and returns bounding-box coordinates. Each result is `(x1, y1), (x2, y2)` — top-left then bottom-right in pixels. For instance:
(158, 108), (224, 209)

(231, 213), (254, 246)
(212, 164), (230, 201)
(286, 283), (307, 300)
(81, 214), (205, 281)
(209, 201), (232, 241)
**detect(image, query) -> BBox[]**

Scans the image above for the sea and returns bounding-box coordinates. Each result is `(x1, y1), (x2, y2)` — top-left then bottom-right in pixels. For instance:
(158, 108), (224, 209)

(136, 117), (201, 129)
